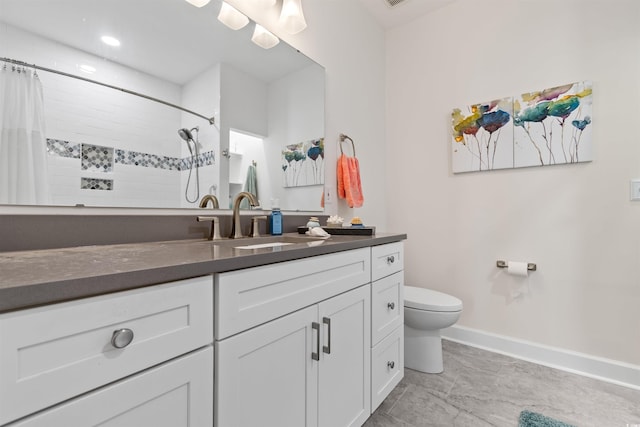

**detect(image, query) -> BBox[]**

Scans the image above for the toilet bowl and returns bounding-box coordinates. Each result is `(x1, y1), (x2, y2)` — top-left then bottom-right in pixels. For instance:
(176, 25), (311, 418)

(404, 286), (463, 374)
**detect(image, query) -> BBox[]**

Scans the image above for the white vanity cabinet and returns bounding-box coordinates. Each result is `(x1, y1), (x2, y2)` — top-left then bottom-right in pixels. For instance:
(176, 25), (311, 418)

(215, 248), (372, 427)
(0, 276), (214, 427)
(370, 242), (405, 411)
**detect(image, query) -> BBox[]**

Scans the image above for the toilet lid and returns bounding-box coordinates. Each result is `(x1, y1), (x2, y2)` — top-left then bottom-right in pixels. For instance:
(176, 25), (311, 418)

(404, 286), (463, 312)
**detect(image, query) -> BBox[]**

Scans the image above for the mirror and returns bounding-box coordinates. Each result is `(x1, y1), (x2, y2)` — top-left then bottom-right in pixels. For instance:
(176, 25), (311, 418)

(0, 0), (325, 211)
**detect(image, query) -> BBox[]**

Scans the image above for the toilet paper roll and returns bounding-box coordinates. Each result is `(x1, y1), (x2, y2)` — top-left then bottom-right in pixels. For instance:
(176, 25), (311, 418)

(507, 261), (529, 277)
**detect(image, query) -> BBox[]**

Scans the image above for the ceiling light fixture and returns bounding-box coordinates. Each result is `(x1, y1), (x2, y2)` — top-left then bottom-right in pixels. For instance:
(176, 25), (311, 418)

(279, 0), (307, 34)
(218, 2), (249, 30)
(100, 35), (120, 47)
(251, 24), (279, 49)
(184, 0), (211, 7)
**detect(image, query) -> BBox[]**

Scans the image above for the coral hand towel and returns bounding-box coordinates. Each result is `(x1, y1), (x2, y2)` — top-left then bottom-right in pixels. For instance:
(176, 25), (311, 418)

(337, 153), (364, 208)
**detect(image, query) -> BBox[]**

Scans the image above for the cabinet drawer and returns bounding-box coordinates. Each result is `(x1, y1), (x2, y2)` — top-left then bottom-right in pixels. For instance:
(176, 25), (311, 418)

(371, 242), (403, 282)
(371, 325), (404, 411)
(215, 247), (370, 339)
(0, 276), (213, 425)
(7, 347), (214, 427)
(371, 271), (404, 345)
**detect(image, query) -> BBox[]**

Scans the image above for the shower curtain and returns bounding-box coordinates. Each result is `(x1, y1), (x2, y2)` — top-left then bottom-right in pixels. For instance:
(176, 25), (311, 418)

(0, 65), (50, 204)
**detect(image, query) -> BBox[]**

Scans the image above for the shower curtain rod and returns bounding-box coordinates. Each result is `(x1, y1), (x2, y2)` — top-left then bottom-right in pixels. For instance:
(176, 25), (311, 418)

(1, 57), (216, 126)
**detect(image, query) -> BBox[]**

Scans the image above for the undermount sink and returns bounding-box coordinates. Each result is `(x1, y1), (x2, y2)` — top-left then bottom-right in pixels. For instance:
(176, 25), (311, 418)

(234, 241), (296, 250)
(200, 234), (328, 249)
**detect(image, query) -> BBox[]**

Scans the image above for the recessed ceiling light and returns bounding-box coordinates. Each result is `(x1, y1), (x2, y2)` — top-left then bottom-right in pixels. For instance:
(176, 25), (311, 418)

(80, 64), (96, 74)
(101, 36), (121, 47)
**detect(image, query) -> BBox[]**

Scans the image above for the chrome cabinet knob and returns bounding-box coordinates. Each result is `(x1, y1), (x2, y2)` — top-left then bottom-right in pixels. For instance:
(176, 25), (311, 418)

(387, 302), (395, 310)
(387, 361), (395, 369)
(386, 255), (395, 264)
(111, 328), (134, 349)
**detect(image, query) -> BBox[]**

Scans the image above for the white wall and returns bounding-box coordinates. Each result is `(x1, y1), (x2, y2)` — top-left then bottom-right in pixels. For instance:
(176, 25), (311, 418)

(225, 0), (388, 226)
(218, 63), (269, 207)
(180, 64), (221, 208)
(265, 64), (325, 212)
(385, 0), (640, 366)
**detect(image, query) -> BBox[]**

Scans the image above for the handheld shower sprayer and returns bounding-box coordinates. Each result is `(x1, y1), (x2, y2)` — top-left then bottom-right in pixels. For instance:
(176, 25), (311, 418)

(178, 126), (201, 203)
(178, 127), (195, 142)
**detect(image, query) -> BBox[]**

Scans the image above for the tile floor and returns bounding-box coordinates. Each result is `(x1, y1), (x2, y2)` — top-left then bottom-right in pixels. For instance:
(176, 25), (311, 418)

(365, 340), (640, 427)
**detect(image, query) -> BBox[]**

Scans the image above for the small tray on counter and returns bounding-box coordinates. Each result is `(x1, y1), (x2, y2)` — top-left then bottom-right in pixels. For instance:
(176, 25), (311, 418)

(297, 226), (376, 236)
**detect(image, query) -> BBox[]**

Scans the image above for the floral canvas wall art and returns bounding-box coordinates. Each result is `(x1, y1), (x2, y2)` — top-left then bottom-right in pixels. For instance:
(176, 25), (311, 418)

(452, 97), (514, 173)
(451, 81), (593, 173)
(513, 81), (592, 168)
(282, 138), (324, 187)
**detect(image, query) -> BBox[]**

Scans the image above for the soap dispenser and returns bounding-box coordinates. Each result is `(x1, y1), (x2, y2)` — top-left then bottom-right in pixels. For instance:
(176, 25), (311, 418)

(269, 199), (282, 235)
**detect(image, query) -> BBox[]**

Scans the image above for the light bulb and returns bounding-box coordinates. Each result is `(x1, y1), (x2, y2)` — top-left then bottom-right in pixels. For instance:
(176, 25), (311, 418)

(251, 24), (279, 49)
(279, 0), (307, 34)
(217, 2), (249, 30)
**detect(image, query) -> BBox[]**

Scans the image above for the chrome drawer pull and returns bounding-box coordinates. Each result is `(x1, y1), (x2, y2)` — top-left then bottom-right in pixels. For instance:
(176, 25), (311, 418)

(322, 317), (331, 354)
(386, 255), (395, 264)
(387, 361), (395, 369)
(111, 328), (134, 349)
(387, 302), (395, 310)
(312, 322), (320, 361)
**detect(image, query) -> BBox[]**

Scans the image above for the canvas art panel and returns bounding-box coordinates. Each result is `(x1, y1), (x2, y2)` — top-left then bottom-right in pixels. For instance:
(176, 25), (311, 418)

(282, 138), (324, 187)
(451, 97), (514, 173)
(513, 81), (592, 168)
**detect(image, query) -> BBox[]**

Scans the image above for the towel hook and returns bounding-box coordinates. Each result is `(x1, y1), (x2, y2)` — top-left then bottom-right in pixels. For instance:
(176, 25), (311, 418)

(339, 133), (356, 157)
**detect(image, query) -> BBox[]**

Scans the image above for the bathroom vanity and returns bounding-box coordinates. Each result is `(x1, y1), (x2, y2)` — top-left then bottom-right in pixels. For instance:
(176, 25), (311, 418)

(0, 233), (405, 426)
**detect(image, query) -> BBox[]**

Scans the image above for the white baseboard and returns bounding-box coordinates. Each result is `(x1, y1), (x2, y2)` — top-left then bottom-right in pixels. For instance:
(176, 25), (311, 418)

(441, 325), (640, 391)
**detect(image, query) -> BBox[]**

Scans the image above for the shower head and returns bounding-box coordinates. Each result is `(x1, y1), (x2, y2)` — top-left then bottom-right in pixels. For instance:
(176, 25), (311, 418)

(178, 128), (193, 142)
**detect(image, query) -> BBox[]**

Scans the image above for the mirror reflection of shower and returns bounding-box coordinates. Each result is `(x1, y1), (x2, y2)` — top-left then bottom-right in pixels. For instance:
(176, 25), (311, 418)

(178, 126), (200, 203)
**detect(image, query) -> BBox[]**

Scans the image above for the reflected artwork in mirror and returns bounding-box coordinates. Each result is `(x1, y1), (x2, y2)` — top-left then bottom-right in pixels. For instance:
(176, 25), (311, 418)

(0, 0), (325, 212)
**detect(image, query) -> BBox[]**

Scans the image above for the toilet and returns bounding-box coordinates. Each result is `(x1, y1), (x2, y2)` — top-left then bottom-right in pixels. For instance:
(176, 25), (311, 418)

(404, 286), (463, 374)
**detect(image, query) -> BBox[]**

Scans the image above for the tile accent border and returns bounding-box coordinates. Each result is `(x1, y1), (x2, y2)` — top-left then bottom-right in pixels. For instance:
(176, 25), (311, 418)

(47, 138), (215, 172)
(47, 139), (81, 158)
(442, 325), (640, 390)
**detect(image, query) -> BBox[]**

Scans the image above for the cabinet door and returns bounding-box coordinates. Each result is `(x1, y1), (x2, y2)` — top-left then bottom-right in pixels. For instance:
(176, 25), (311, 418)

(8, 347), (213, 427)
(318, 285), (371, 427)
(216, 305), (319, 427)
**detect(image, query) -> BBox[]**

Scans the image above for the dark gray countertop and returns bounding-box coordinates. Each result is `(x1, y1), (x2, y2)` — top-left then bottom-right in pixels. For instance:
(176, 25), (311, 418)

(0, 233), (406, 313)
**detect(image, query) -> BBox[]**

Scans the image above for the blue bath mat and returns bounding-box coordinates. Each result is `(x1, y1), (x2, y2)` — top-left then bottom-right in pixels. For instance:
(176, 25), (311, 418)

(518, 410), (576, 427)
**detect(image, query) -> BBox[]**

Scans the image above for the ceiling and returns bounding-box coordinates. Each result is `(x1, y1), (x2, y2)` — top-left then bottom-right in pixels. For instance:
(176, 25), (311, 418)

(0, 0), (313, 85)
(357, 0), (456, 29)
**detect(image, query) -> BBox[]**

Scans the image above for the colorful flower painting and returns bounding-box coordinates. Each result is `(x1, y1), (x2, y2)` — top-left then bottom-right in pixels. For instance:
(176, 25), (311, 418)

(452, 97), (514, 173)
(451, 81), (593, 173)
(514, 81), (592, 168)
(282, 138), (324, 187)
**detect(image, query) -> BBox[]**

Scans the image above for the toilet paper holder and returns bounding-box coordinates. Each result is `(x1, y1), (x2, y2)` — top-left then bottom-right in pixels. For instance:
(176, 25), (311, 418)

(496, 260), (537, 271)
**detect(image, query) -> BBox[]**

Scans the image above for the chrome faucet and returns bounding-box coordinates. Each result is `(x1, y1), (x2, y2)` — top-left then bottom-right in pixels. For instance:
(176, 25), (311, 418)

(198, 194), (219, 209)
(230, 192), (258, 239)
